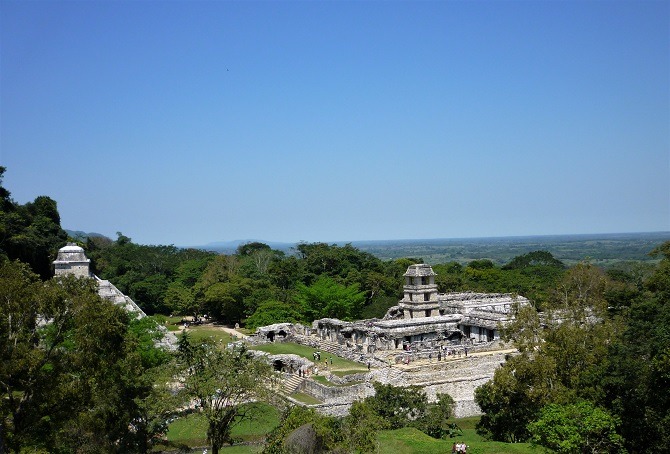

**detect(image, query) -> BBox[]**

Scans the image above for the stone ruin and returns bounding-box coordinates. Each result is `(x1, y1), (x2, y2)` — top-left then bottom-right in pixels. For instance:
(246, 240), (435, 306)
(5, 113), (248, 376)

(53, 243), (178, 350)
(250, 263), (528, 417)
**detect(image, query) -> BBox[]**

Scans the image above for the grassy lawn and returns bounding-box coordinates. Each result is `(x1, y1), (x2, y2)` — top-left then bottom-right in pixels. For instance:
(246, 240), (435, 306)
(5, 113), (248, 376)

(290, 392), (322, 405)
(182, 325), (236, 344)
(161, 407), (539, 454)
(161, 402), (280, 452)
(377, 426), (538, 454)
(250, 342), (368, 375)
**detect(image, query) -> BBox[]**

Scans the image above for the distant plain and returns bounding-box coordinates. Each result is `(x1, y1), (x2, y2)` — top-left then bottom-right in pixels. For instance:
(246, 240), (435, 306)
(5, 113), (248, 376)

(196, 232), (670, 267)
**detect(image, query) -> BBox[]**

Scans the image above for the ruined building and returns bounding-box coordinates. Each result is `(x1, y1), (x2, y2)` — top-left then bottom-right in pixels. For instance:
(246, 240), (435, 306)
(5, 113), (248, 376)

(252, 264), (530, 417)
(54, 243), (147, 317)
(53, 243), (176, 348)
(314, 263), (528, 353)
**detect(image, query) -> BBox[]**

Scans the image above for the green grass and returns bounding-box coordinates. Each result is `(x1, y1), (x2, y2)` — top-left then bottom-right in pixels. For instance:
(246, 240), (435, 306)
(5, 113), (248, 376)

(290, 392), (322, 405)
(165, 412), (208, 445)
(162, 407), (539, 454)
(183, 325), (236, 344)
(250, 342), (368, 375)
(377, 426), (538, 454)
(163, 402), (280, 450)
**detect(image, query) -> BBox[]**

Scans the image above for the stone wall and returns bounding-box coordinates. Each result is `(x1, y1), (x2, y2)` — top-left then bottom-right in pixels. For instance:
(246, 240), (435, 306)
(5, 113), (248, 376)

(368, 352), (509, 418)
(304, 354), (505, 417)
(302, 380), (374, 404)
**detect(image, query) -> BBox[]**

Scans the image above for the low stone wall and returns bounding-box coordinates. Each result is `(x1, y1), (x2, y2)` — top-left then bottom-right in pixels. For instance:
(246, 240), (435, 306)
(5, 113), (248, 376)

(307, 402), (354, 417)
(302, 379), (374, 405)
(326, 372), (370, 385)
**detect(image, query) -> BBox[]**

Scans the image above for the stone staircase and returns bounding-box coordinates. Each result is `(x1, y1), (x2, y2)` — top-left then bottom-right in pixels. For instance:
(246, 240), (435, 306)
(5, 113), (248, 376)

(281, 374), (305, 395)
(293, 335), (343, 357)
(293, 334), (373, 366)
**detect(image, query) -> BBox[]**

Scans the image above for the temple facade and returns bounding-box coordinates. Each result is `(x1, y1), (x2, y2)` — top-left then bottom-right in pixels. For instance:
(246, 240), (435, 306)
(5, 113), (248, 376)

(314, 264), (528, 353)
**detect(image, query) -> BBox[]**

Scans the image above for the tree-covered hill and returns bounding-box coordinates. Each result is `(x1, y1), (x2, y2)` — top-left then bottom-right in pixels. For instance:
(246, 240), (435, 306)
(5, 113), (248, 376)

(0, 167), (68, 279)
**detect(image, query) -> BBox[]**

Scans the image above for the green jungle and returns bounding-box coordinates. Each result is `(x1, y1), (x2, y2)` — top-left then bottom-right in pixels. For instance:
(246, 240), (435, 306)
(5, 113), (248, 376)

(1, 166), (669, 454)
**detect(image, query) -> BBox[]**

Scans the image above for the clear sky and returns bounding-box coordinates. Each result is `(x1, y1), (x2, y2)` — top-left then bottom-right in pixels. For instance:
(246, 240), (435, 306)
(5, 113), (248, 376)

(1, 0), (668, 246)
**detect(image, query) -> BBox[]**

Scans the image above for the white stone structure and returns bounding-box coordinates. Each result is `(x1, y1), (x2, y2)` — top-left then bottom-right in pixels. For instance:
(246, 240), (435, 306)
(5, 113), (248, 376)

(251, 264), (530, 417)
(53, 243), (146, 318)
(52, 243), (177, 348)
(399, 263), (440, 318)
(53, 243), (91, 278)
(314, 264), (528, 352)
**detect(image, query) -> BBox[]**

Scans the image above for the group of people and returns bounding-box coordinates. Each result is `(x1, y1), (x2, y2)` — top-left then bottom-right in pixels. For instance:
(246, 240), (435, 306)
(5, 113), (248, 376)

(452, 442), (468, 453)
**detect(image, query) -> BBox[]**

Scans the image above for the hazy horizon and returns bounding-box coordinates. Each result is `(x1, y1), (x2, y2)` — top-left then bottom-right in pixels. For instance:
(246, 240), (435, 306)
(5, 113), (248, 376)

(66, 228), (670, 249)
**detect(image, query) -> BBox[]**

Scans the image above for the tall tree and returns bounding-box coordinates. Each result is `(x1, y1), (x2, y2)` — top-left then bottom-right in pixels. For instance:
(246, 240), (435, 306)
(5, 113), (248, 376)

(0, 168), (68, 279)
(475, 261), (620, 443)
(527, 401), (625, 454)
(295, 275), (366, 321)
(600, 241), (670, 452)
(177, 338), (274, 454)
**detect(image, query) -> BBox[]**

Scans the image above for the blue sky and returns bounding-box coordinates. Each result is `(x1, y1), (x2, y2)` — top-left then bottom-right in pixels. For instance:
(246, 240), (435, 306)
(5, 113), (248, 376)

(1, 0), (668, 246)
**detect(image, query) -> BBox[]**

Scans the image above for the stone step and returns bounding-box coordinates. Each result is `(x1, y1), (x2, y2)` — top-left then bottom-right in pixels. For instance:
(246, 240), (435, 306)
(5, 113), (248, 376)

(282, 375), (305, 394)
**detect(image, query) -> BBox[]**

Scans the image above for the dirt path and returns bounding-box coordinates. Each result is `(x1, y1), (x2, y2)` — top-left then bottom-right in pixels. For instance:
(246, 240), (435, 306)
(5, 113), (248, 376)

(212, 325), (250, 339)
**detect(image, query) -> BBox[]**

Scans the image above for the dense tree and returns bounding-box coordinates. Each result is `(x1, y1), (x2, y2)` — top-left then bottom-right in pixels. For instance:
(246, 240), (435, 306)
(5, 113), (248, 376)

(87, 234), (215, 314)
(364, 383), (428, 431)
(236, 241), (273, 257)
(475, 352), (561, 443)
(527, 401), (625, 454)
(244, 300), (303, 330)
(202, 277), (253, 324)
(0, 260), (172, 452)
(503, 250), (565, 270)
(599, 241), (670, 453)
(295, 275), (366, 321)
(342, 400), (387, 452)
(0, 168), (68, 279)
(418, 393), (459, 440)
(476, 261), (621, 443)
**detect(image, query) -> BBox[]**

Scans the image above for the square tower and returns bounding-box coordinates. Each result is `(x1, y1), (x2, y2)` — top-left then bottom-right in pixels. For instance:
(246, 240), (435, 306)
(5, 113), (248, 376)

(398, 264), (439, 319)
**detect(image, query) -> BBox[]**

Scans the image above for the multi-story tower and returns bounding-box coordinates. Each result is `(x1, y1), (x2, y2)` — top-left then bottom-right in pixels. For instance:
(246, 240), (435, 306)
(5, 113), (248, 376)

(398, 264), (440, 319)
